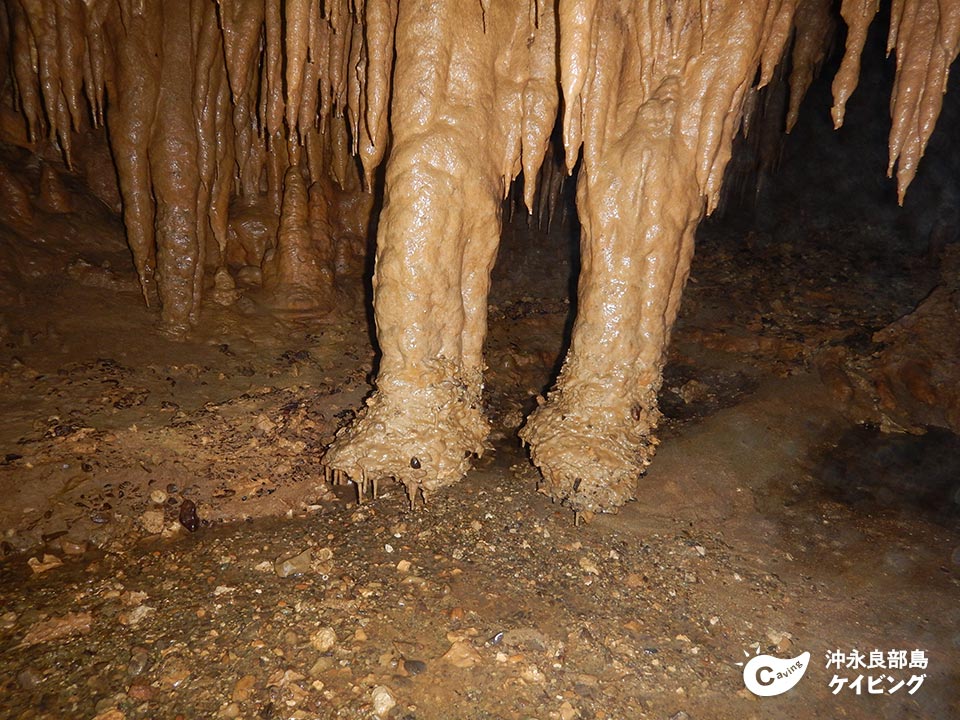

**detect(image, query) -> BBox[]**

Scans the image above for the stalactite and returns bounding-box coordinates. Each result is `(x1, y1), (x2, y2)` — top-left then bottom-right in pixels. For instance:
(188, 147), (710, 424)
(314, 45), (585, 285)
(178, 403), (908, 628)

(284, 0), (311, 163)
(359, 0), (395, 187)
(831, 0), (880, 129)
(886, 0), (960, 202)
(787, 0), (835, 133)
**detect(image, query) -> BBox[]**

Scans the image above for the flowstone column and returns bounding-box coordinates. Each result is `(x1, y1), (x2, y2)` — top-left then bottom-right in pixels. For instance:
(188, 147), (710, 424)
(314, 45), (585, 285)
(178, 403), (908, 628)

(323, 0), (553, 503)
(521, 0), (797, 514)
(519, 111), (702, 514)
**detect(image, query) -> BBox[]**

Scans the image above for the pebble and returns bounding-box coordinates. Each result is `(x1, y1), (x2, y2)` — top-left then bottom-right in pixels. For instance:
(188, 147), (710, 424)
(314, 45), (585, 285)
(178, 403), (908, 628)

(520, 665), (545, 684)
(126, 647), (151, 677)
(371, 685), (396, 717)
(275, 548), (312, 577)
(766, 628), (793, 652)
(403, 658), (427, 676)
(310, 627), (337, 653)
(60, 539), (87, 555)
(178, 499), (199, 532)
(150, 489), (168, 505)
(28, 554), (63, 574)
(232, 674), (256, 702)
(127, 680), (157, 701)
(578, 557), (600, 575)
(441, 640), (482, 668)
(118, 605), (154, 627)
(92, 709), (125, 720)
(17, 667), (43, 689)
(309, 656), (335, 676)
(140, 510), (165, 535)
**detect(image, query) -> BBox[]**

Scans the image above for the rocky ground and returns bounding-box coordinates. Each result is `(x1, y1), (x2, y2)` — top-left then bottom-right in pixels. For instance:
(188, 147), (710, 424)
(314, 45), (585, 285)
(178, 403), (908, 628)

(1, 146), (959, 719)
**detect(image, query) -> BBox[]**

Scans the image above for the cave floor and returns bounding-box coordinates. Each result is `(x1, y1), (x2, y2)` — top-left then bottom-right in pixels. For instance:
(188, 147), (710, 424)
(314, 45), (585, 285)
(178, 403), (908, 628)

(1, 208), (959, 719)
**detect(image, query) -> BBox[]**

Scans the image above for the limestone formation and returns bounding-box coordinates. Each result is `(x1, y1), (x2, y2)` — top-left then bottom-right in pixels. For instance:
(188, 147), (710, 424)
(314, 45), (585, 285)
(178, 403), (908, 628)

(4, 0), (960, 512)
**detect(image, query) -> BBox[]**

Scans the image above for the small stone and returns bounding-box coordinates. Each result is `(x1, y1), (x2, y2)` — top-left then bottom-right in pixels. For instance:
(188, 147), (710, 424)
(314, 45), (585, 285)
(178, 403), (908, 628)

(160, 666), (192, 690)
(118, 605), (155, 627)
(403, 658), (427, 676)
(520, 665), (545, 684)
(150, 489), (168, 505)
(441, 640), (482, 668)
(140, 510), (165, 535)
(578, 557), (599, 575)
(17, 668), (42, 689)
(255, 414), (276, 433)
(396, 560), (411, 573)
(92, 709), (125, 720)
(310, 627), (337, 653)
(766, 629), (793, 652)
(178, 499), (199, 532)
(27, 554), (63, 574)
(126, 647), (151, 677)
(275, 548), (312, 577)
(371, 685), (396, 718)
(232, 674), (257, 702)
(558, 700), (578, 720)
(60, 539), (87, 556)
(18, 612), (92, 648)
(127, 680), (157, 701)
(308, 656), (335, 676)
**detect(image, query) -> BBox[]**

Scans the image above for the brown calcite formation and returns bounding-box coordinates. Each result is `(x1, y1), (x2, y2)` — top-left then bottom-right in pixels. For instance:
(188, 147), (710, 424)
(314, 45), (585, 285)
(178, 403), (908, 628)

(6, 0), (960, 511)
(519, 1), (798, 512)
(323, 0), (559, 502)
(6, 0), (377, 329)
(38, 163), (72, 213)
(261, 165), (336, 311)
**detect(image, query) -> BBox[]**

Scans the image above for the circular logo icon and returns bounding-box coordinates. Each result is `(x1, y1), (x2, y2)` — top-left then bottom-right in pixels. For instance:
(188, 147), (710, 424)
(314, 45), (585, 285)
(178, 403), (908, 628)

(742, 651), (811, 696)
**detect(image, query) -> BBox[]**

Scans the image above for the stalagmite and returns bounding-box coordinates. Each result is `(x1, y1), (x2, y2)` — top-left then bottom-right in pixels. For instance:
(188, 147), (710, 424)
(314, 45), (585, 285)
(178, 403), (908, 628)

(5, 0), (960, 512)
(261, 165), (336, 311)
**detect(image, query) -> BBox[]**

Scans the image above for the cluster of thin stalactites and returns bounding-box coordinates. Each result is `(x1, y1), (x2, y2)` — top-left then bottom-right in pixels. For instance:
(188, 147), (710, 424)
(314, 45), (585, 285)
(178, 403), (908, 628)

(3, 0), (958, 321)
